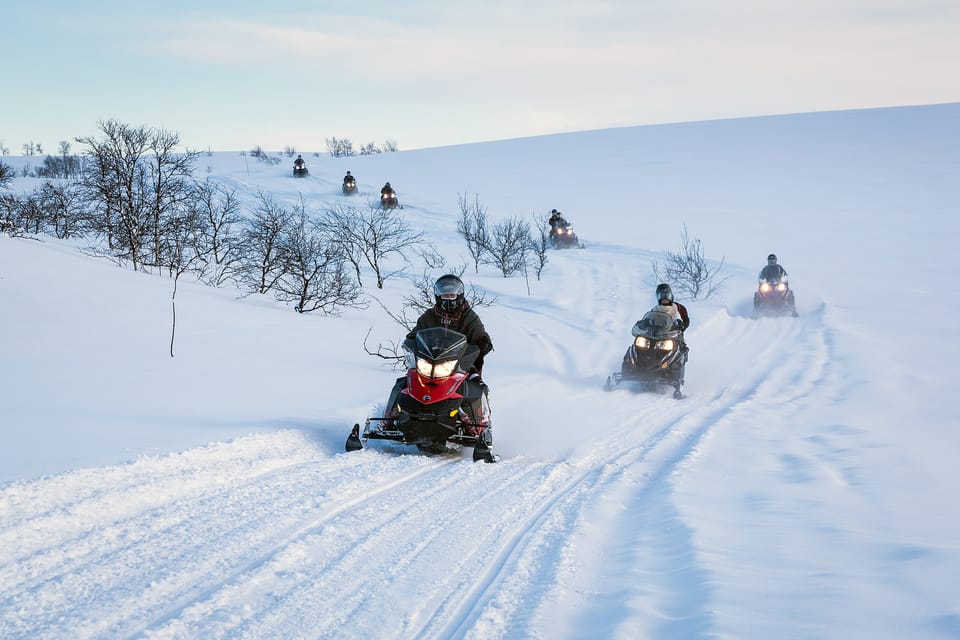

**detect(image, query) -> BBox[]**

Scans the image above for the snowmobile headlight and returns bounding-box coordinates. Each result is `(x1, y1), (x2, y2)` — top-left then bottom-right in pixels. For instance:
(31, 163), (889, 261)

(432, 359), (457, 379)
(775, 282), (787, 292)
(565, 228), (574, 235)
(656, 339), (675, 351)
(759, 282), (772, 293)
(416, 358), (457, 379)
(634, 336), (650, 349)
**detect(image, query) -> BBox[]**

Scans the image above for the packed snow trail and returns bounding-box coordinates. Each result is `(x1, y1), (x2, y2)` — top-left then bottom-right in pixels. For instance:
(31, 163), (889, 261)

(0, 309), (822, 639)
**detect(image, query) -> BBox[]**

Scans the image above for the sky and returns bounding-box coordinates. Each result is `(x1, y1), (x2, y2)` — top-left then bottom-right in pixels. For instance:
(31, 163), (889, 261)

(3, 1), (960, 154)
(1, 103), (959, 638)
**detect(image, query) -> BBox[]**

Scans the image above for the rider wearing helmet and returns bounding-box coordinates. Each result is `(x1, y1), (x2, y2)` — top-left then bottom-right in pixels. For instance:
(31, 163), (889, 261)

(381, 181), (394, 196)
(655, 283), (690, 331)
(293, 154), (305, 168)
(343, 170), (353, 184)
(759, 253), (788, 281)
(407, 274), (493, 377)
(548, 208), (566, 228)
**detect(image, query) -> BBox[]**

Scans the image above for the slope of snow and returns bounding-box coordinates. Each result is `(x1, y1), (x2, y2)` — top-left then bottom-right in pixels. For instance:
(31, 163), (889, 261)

(1, 103), (959, 639)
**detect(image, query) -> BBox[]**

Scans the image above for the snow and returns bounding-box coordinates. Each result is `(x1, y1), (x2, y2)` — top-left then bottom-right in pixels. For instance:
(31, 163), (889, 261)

(2, 103), (959, 639)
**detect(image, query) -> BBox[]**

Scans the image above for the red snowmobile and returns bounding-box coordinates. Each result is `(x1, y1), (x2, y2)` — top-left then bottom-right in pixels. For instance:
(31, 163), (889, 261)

(346, 327), (497, 462)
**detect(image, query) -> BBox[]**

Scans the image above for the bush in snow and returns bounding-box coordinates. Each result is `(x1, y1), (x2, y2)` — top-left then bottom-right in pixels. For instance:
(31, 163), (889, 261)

(651, 224), (729, 300)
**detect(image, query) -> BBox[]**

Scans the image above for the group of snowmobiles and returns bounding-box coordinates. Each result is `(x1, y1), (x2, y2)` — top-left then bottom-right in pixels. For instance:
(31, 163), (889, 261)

(291, 161), (399, 209)
(339, 194), (797, 463)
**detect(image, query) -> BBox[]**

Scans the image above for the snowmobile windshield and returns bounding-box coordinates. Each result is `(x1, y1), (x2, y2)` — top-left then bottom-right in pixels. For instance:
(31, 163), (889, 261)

(414, 327), (468, 362)
(632, 310), (676, 338)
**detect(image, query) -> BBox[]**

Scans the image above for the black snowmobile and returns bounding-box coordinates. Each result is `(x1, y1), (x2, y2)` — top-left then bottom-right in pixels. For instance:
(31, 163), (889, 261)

(380, 189), (399, 209)
(346, 328), (497, 462)
(549, 220), (580, 248)
(342, 176), (358, 195)
(606, 309), (687, 399)
(753, 273), (798, 318)
(293, 160), (309, 178)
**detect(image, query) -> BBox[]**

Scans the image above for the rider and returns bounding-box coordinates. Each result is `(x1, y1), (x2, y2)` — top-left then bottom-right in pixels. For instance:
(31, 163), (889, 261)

(548, 208), (567, 229)
(343, 170), (354, 185)
(759, 253), (788, 281)
(293, 154), (306, 168)
(655, 283), (690, 332)
(408, 274), (493, 378)
(381, 181), (395, 196)
(654, 283), (690, 396)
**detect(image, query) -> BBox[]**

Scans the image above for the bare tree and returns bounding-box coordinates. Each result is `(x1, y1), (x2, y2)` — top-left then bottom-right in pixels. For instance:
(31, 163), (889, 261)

(382, 139), (399, 153)
(321, 201), (423, 288)
(652, 224), (730, 300)
(238, 191), (291, 294)
(37, 181), (86, 239)
(0, 193), (24, 235)
(0, 161), (13, 189)
(529, 214), (550, 280)
(326, 137), (355, 157)
(274, 204), (363, 314)
(77, 120), (153, 269)
(484, 216), (532, 277)
(456, 192), (489, 273)
(189, 179), (244, 286)
(145, 128), (200, 269)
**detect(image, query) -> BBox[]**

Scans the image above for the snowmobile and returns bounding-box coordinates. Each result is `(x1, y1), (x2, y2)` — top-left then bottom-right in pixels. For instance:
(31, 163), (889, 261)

(345, 327), (498, 462)
(380, 189), (399, 209)
(342, 177), (358, 195)
(605, 309), (687, 399)
(293, 162), (309, 178)
(549, 220), (579, 248)
(753, 274), (798, 318)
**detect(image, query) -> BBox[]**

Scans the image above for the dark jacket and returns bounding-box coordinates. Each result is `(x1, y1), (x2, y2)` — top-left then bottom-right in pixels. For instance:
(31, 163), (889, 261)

(381, 184), (395, 196)
(407, 302), (493, 374)
(759, 264), (788, 281)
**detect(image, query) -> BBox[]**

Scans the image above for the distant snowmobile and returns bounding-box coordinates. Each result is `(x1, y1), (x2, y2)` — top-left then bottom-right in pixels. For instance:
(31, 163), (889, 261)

(346, 328), (498, 462)
(606, 309), (688, 399)
(549, 220), (580, 248)
(342, 176), (358, 195)
(293, 156), (308, 178)
(380, 188), (399, 209)
(753, 274), (798, 318)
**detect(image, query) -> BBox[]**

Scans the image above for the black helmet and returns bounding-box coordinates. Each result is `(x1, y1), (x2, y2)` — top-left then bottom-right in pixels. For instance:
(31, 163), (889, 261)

(434, 274), (465, 312)
(346, 171), (351, 175)
(385, 182), (391, 187)
(656, 283), (674, 304)
(767, 253), (777, 265)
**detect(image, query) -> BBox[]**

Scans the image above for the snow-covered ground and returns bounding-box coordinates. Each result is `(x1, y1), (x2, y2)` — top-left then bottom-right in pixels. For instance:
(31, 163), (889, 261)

(1, 103), (959, 639)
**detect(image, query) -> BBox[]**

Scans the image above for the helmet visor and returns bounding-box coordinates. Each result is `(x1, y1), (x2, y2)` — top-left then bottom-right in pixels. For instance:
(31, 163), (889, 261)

(434, 279), (464, 298)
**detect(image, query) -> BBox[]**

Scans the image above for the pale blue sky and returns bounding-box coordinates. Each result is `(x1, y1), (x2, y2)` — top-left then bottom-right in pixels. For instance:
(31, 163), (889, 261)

(3, 1), (958, 153)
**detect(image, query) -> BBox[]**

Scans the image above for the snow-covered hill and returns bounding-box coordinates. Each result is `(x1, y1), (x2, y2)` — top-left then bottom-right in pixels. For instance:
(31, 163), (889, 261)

(2, 104), (959, 639)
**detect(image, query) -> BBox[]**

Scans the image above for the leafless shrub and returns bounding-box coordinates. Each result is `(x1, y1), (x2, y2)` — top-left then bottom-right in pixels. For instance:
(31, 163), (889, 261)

(274, 204), (363, 314)
(0, 161), (15, 189)
(484, 216), (532, 277)
(321, 201), (423, 289)
(456, 192), (490, 273)
(652, 224), (730, 300)
(238, 191), (291, 294)
(326, 137), (355, 157)
(189, 180), (244, 286)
